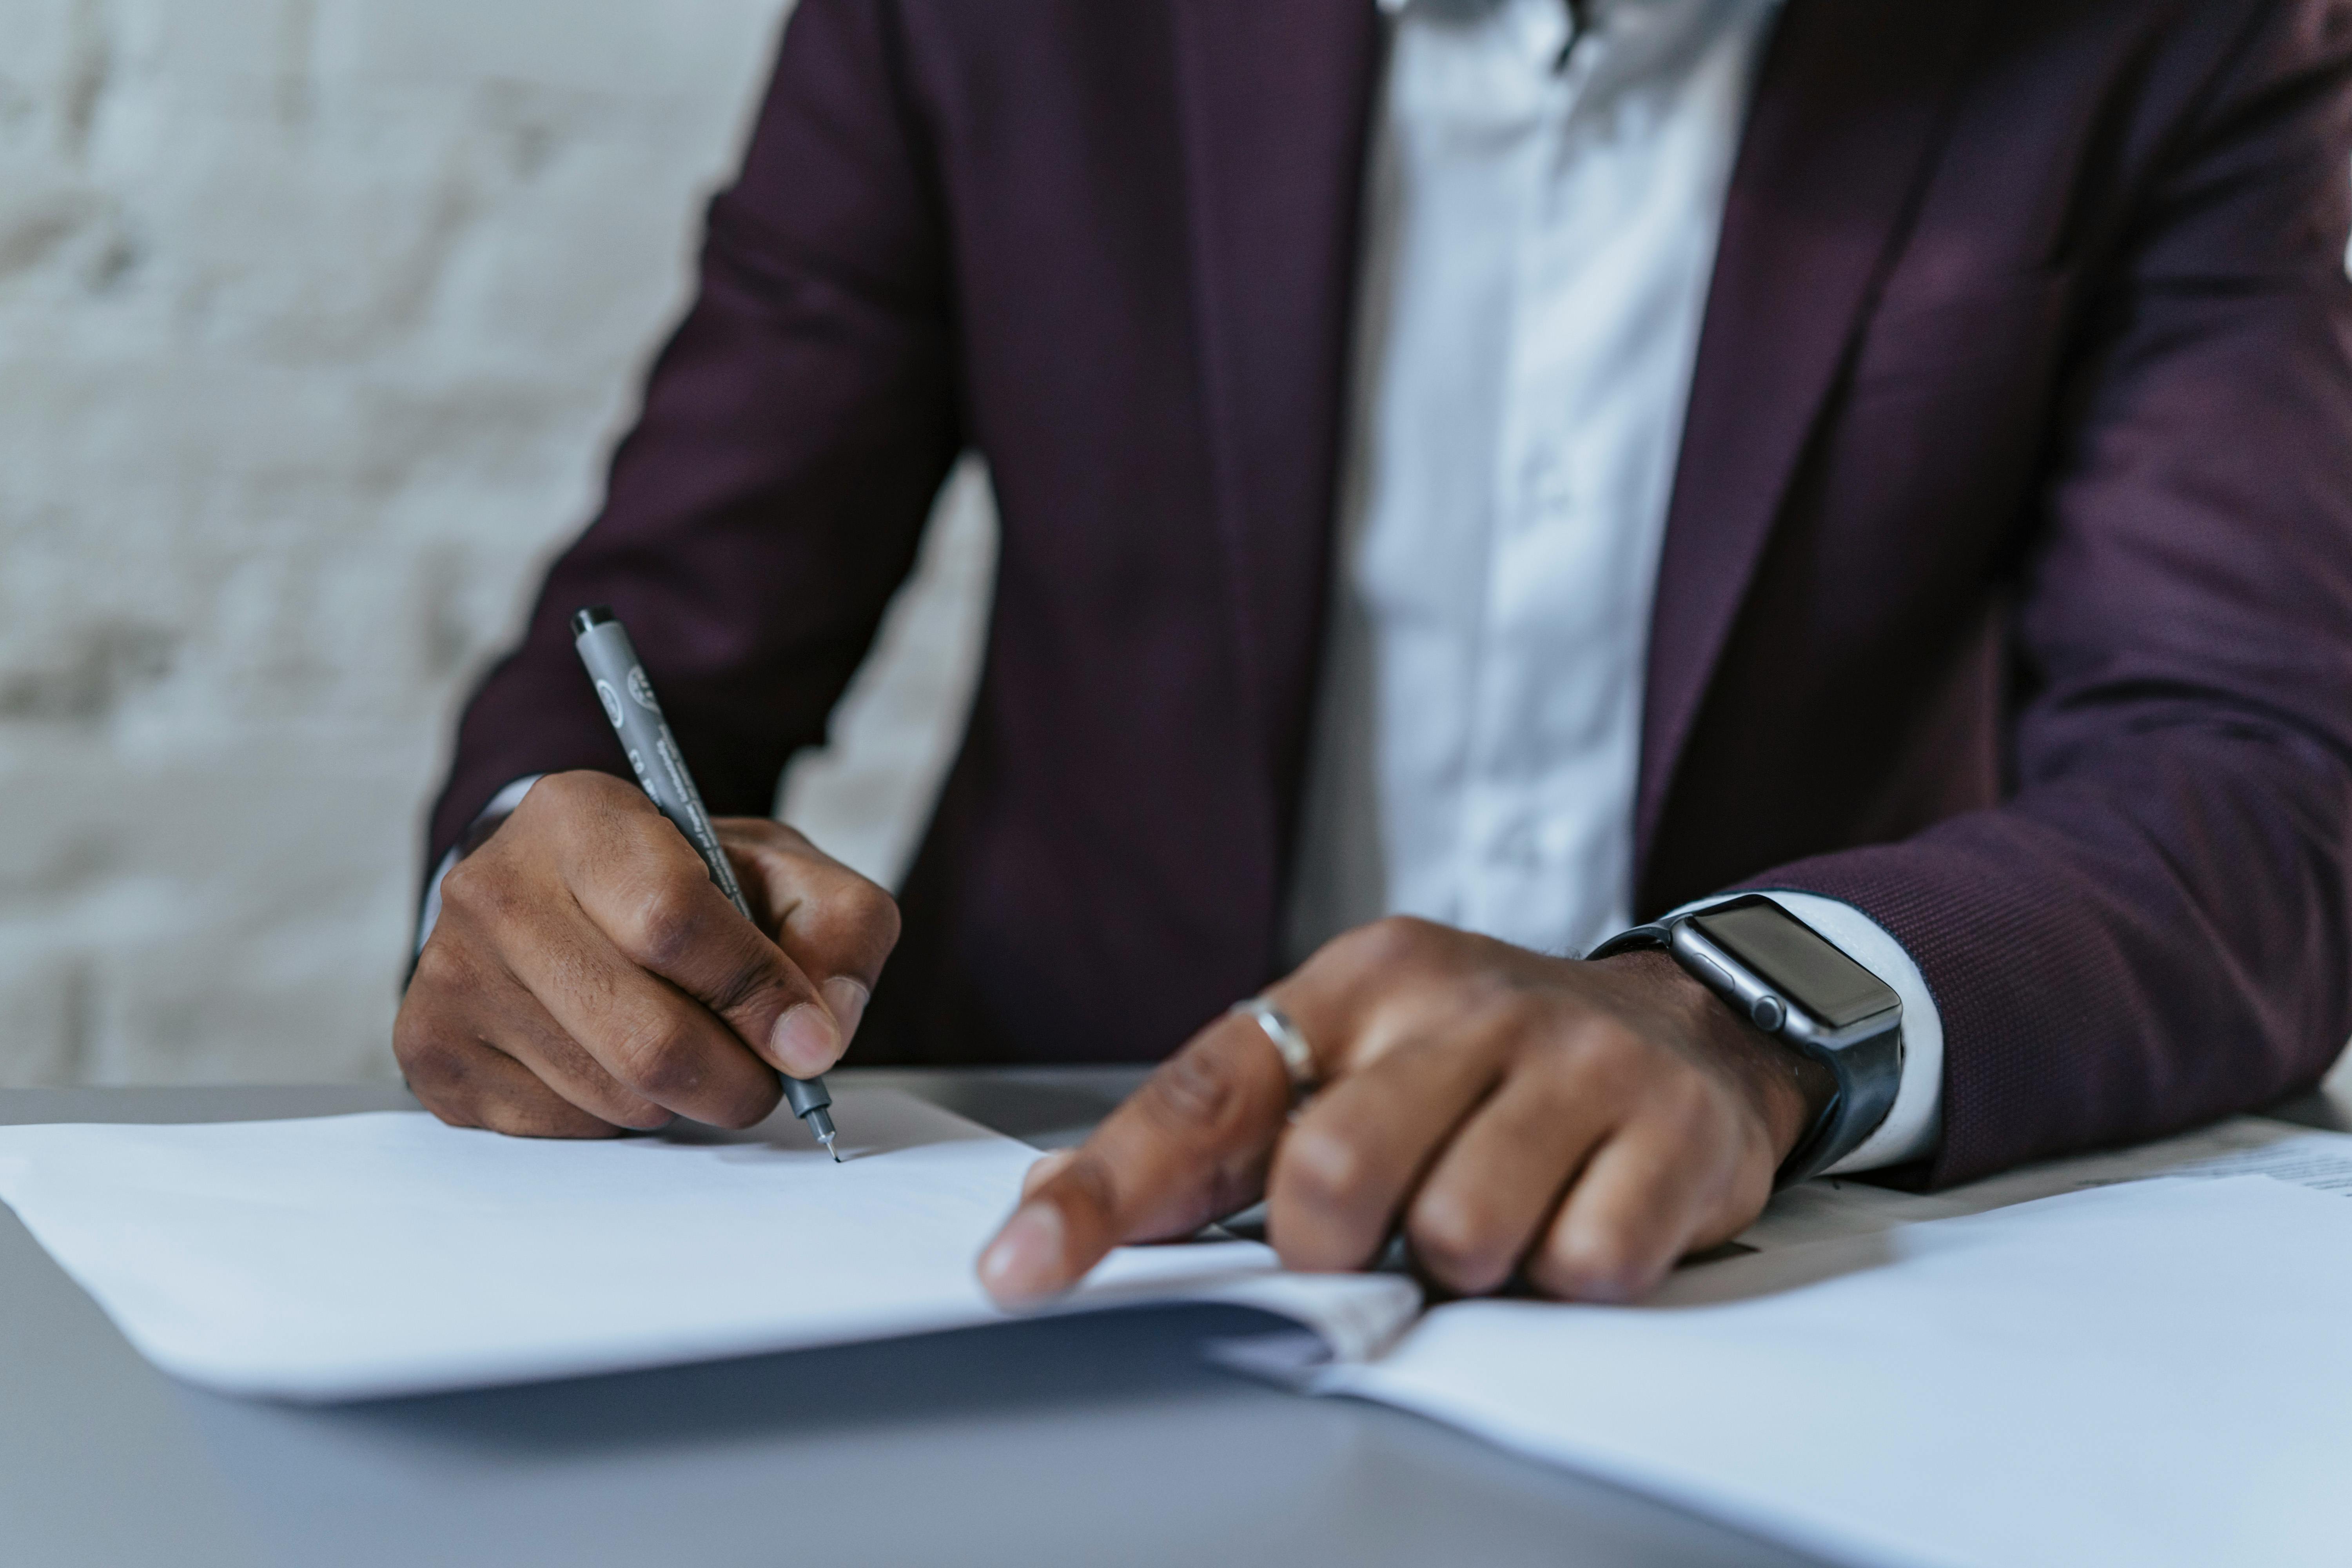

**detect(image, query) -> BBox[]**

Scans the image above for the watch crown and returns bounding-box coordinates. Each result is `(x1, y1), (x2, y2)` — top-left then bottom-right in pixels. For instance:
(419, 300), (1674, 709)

(1751, 995), (1787, 1031)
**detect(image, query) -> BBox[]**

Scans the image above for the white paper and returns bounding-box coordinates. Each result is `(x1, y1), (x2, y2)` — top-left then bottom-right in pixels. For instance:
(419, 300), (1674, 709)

(1739, 1114), (2352, 1252)
(0, 1088), (1418, 1401)
(1320, 1176), (2352, 1568)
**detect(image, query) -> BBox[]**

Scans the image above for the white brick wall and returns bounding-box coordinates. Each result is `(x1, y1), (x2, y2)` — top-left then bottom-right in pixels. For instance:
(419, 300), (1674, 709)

(0, 0), (995, 1085)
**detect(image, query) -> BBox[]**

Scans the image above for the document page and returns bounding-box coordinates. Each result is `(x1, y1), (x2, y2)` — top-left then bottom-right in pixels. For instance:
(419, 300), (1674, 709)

(1320, 1176), (2352, 1568)
(1739, 1114), (2352, 1252)
(0, 1089), (1417, 1401)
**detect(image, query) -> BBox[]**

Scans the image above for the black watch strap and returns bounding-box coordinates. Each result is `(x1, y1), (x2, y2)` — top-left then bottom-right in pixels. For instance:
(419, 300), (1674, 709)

(1589, 905), (1903, 1187)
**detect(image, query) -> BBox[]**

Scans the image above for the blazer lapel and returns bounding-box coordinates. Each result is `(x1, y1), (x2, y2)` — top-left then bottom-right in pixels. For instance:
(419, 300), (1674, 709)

(1170, 0), (1381, 848)
(1636, 0), (1989, 870)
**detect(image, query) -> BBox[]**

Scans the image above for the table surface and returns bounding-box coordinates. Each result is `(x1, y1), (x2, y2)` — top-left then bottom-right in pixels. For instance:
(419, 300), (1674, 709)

(8, 1068), (2350, 1568)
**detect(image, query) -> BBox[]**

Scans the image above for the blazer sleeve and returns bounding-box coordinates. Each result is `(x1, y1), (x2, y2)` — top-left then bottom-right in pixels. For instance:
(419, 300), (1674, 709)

(426, 0), (962, 873)
(1755, 2), (2352, 1186)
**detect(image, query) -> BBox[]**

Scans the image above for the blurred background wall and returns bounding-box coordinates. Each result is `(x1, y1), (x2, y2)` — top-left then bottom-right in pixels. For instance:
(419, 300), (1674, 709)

(0, 0), (995, 1085)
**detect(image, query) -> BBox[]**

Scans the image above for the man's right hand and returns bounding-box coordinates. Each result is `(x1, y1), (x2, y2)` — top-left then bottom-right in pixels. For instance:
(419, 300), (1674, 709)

(395, 771), (901, 1138)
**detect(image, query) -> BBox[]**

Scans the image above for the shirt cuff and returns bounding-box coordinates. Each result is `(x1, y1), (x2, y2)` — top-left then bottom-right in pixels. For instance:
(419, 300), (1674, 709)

(415, 775), (544, 955)
(1664, 890), (1943, 1174)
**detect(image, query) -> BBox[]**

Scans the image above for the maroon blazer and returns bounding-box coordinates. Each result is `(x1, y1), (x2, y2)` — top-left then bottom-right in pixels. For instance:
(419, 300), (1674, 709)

(431, 0), (2352, 1187)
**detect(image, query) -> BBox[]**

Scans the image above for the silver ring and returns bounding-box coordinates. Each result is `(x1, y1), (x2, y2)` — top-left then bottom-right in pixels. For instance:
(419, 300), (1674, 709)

(1229, 997), (1318, 1093)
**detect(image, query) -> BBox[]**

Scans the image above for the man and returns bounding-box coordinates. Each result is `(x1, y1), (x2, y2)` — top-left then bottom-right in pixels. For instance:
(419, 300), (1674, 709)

(399, 0), (2352, 1307)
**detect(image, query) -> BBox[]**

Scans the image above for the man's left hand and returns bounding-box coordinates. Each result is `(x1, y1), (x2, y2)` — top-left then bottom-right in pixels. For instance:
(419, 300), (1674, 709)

(977, 916), (1833, 1304)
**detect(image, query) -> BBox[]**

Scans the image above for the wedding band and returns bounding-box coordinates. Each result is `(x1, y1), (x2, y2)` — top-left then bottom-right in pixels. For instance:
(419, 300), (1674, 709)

(1229, 997), (1318, 1093)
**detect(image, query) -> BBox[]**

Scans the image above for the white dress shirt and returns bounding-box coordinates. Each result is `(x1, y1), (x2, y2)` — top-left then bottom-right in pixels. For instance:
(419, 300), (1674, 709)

(1283, 0), (1942, 1171)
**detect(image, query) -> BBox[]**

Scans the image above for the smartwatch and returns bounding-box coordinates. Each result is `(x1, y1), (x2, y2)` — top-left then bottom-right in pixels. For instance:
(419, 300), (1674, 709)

(1589, 896), (1903, 1187)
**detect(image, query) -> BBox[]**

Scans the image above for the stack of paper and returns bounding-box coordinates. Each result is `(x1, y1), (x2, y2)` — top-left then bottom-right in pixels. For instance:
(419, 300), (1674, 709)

(1325, 1176), (2352, 1568)
(1739, 1112), (2352, 1251)
(0, 1088), (1417, 1400)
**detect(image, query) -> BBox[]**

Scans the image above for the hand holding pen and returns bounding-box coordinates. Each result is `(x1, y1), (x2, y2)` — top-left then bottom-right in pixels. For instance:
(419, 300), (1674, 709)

(392, 612), (899, 1149)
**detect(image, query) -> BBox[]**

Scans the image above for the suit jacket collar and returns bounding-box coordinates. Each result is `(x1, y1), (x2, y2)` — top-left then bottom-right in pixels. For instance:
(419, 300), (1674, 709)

(1635, 0), (1987, 875)
(1170, 0), (1382, 909)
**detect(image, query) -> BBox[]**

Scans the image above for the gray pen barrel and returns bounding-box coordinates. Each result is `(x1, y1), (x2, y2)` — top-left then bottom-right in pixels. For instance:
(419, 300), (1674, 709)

(571, 607), (832, 1123)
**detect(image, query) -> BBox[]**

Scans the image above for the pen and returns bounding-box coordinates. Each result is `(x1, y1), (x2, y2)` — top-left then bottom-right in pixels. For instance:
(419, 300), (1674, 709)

(571, 605), (841, 1160)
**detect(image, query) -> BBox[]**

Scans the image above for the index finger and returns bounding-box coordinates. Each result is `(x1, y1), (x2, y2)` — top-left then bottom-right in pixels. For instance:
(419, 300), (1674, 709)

(976, 1013), (1294, 1303)
(719, 820), (901, 1056)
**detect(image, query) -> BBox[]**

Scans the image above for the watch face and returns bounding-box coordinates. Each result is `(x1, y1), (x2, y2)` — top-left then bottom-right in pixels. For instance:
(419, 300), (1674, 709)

(1688, 902), (1898, 1030)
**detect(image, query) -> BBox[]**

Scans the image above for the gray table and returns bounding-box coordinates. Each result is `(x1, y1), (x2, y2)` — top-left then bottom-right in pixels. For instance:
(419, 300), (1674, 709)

(0, 1070), (1839, 1568)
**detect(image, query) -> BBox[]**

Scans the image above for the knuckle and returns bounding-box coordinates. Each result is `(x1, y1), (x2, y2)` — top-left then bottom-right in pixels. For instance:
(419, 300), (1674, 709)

(833, 879), (902, 949)
(702, 971), (780, 1024)
(535, 769), (610, 814)
(1405, 1192), (1509, 1292)
(480, 1096), (617, 1141)
(1142, 1042), (1250, 1138)
(405, 937), (476, 1002)
(442, 855), (546, 942)
(1328, 914), (1444, 975)
(616, 881), (706, 970)
(610, 1021), (709, 1102)
(436, 854), (502, 922)
(391, 1011), (466, 1087)
(511, 774), (582, 838)
(393, 1023), (500, 1132)
(793, 878), (902, 973)
(1534, 1225), (1647, 1303)
(605, 1097), (678, 1133)
(697, 947), (796, 1021)
(533, 770), (585, 808)
(1279, 1123), (1364, 1210)
(408, 1078), (477, 1130)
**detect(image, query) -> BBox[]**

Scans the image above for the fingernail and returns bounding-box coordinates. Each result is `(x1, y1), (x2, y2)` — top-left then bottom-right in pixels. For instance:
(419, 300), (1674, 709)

(978, 1203), (1065, 1302)
(771, 1003), (842, 1077)
(820, 976), (870, 1045)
